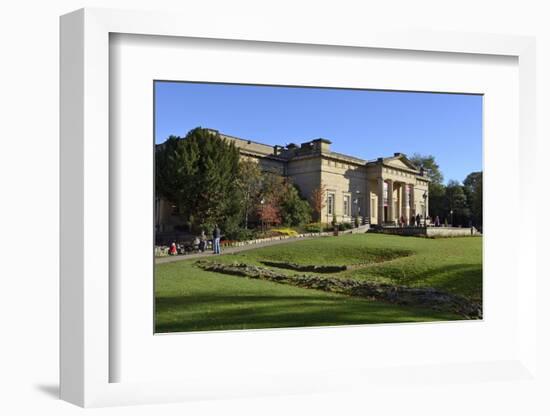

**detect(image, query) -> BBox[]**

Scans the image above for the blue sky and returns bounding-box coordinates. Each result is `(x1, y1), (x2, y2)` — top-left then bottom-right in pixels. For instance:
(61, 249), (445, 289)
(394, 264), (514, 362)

(155, 82), (482, 184)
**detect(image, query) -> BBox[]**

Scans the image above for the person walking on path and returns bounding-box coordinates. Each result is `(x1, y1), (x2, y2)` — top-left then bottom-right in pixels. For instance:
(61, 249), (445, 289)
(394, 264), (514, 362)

(199, 230), (207, 252)
(213, 224), (221, 255)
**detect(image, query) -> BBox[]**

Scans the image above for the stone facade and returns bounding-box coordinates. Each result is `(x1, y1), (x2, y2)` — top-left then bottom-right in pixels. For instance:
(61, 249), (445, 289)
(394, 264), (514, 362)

(156, 129), (430, 231)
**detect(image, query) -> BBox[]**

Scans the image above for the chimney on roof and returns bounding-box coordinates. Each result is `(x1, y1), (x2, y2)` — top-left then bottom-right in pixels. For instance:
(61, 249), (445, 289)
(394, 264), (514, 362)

(394, 152), (403, 157)
(311, 138), (331, 152)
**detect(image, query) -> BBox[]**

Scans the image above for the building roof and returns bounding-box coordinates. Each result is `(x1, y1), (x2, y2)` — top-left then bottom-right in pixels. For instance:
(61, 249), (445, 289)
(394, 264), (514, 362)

(190, 128), (425, 176)
(326, 151), (367, 165)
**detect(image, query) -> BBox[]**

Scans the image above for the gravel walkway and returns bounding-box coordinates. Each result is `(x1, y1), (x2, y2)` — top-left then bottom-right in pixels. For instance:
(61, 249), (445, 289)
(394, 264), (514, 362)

(155, 234), (332, 264)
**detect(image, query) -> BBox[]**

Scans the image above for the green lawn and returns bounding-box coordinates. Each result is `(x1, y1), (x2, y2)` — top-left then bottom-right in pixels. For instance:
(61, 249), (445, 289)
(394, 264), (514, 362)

(155, 233), (482, 333)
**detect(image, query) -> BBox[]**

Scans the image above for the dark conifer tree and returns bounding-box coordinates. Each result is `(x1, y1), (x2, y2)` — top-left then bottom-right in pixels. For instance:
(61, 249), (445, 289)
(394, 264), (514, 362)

(155, 128), (242, 233)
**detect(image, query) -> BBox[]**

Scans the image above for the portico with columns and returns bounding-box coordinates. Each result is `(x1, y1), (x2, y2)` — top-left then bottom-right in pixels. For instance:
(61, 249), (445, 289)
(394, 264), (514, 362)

(367, 154), (430, 226)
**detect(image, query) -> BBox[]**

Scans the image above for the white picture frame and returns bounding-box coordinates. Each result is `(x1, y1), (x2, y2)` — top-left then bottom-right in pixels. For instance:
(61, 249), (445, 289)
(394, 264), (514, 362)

(60, 7), (538, 408)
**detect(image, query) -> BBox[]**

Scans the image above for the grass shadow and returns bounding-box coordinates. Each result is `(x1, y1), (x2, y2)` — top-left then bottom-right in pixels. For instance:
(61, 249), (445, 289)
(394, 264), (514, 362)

(155, 293), (461, 333)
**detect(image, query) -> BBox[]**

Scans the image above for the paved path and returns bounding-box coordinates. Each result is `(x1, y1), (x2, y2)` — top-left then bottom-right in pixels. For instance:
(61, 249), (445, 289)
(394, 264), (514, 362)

(155, 234), (331, 265)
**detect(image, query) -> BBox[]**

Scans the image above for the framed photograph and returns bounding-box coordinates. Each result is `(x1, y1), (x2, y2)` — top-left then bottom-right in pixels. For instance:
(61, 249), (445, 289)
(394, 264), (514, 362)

(152, 81), (483, 335)
(60, 8), (537, 407)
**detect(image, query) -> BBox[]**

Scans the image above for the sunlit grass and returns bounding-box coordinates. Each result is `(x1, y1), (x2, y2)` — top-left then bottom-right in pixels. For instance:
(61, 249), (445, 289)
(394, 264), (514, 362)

(155, 233), (481, 333)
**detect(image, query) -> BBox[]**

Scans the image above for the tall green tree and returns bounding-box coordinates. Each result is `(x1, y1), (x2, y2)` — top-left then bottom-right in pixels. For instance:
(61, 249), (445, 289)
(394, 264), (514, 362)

(279, 181), (312, 227)
(445, 180), (471, 226)
(464, 171), (483, 228)
(428, 183), (447, 222)
(155, 135), (187, 203)
(409, 153), (444, 184)
(155, 127), (242, 232)
(236, 159), (263, 229)
(409, 153), (446, 219)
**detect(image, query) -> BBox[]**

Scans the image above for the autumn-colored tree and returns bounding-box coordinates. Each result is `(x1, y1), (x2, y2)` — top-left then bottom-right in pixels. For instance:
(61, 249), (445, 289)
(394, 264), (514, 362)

(309, 183), (326, 222)
(257, 198), (281, 229)
(255, 174), (311, 228)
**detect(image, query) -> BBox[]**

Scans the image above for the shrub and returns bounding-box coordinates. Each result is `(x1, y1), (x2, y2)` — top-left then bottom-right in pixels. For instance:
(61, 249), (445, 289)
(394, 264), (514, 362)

(271, 227), (299, 237)
(279, 183), (312, 226)
(304, 223), (319, 233)
(223, 226), (256, 242)
(256, 230), (279, 239)
(304, 222), (332, 233)
(339, 222), (353, 231)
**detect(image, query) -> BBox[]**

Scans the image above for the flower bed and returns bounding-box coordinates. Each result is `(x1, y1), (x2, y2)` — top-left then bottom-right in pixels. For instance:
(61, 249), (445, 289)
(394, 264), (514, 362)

(220, 231), (333, 248)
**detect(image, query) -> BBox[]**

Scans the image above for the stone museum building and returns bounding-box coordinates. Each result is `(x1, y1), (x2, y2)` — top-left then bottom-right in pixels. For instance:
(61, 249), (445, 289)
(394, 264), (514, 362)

(157, 129), (430, 231)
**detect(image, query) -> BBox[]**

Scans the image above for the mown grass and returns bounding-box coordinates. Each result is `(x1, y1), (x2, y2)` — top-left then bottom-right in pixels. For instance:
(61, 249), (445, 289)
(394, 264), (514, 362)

(212, 236), (413, 267)
(155, 233), (482, 333)
(155, 260), (461, 332)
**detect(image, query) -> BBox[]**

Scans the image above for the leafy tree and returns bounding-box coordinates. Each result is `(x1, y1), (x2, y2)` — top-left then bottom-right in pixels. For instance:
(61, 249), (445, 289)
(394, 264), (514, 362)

(279, 182), (312, 227)
(155, 135), (187, 203)
(254, 172), (284, 229)
(257, 198), (281, 228)
(236, 159), (263, 229)
(409, 154), (444, 184)
(464, 171), (483, 228)
(463, 171), (482, 191)
(255, 174), (311, 228)
(445, 180), (471, 226)
(260, 172), (285, 198)
(409, 154), (446, 220)
(428, 182), (446, 222)
(155, 127), (241, 232)
(309, 183), (326, 222)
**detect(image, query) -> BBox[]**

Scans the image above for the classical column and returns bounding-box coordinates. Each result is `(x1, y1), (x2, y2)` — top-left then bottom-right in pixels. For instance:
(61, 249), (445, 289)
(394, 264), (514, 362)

(425, 189), (429, 224)
(401, 183), (409, 225)
(365, 181), (371, 224)
(387, 180), (394, 223)
(410, 184), (415, 224)
(377, 177), (384, 225)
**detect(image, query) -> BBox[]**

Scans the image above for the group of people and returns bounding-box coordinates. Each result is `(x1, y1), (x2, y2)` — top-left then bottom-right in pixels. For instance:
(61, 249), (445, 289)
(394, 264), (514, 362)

(167, 224), (222, 256)
(191, 230), (209, 253)
(394, 214), (446, 227)
(396, 213), (426, 227)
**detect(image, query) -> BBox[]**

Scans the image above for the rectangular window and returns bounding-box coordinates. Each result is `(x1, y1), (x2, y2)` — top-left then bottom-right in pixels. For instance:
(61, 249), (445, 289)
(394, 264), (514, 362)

(343, 195), (351, 217)
(327, 193), (335, 215)
(383, 182), (388, 206)
(371, 198), (376, 218)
